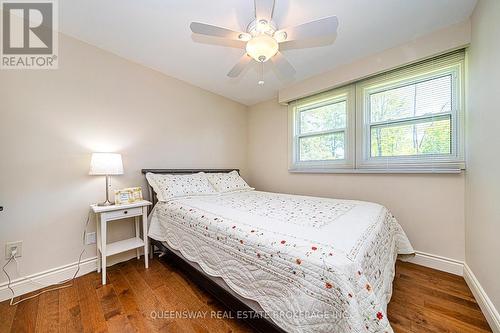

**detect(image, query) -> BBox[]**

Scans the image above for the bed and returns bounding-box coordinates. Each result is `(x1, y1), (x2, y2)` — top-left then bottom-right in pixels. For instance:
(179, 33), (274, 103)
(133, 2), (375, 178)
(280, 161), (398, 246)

(142, 169), (414, 333)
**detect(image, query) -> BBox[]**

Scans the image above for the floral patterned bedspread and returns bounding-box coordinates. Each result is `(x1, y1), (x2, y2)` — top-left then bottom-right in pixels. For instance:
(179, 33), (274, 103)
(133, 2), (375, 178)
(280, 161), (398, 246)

(148, 190), (414, 333)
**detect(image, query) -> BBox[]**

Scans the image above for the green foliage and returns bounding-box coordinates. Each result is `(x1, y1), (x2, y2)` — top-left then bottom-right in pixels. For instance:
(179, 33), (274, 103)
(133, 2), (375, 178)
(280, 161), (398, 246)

(298, 74), (453, 161)
(369, 76), (452, 157)
(300, 132), (345, 161)
(371, 119), (451, 157)
(299, 101), (346, 161)
(300, 101), (346, 134)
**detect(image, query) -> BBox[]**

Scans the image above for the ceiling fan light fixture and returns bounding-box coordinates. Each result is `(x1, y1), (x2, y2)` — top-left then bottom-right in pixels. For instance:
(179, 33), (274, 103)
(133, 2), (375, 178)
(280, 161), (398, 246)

(246, 34), (278, 62)
(274, 31), (287, 42)
(256, 19), (271, 33)
(190, 1), (338, 81)
(238, 33), (251, 41)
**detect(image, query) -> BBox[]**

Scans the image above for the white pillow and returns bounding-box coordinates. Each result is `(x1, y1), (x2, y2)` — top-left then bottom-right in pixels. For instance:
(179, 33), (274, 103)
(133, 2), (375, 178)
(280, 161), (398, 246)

(146, 172), (216, 201)
(206, 170), (253, 193)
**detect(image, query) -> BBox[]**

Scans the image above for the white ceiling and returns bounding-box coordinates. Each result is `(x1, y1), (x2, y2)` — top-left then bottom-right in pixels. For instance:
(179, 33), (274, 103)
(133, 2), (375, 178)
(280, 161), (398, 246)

(60, 0), (477, 106)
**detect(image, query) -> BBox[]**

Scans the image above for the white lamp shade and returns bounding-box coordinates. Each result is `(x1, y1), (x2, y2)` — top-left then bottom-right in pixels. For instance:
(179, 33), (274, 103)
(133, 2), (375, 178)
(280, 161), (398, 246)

(89, 153), (123, 175)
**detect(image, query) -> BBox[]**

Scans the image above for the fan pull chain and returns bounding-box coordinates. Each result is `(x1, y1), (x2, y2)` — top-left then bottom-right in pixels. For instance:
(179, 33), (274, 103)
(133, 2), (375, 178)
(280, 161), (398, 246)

(258, 62), (265, 86)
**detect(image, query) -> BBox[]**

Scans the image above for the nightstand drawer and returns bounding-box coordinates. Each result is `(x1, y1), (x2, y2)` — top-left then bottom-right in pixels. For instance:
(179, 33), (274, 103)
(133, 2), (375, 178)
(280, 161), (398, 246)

(102, 207), (143, 220)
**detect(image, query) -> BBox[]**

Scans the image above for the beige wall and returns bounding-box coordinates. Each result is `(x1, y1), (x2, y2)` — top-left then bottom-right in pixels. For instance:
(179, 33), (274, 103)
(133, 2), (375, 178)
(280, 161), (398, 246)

(466, 0), (500, 312)
(0, 34), (247, 284)
(247, 99), (465, 261)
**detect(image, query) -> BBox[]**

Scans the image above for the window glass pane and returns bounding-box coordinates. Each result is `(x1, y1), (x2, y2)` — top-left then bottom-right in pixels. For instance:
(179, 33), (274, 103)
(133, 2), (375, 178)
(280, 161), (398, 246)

(300, 101), (346, 134)
(415, 75), (452, 115)
(299, 132), (345, 161)
(370, 75), (452, 122)
(370, 117), (451, 157)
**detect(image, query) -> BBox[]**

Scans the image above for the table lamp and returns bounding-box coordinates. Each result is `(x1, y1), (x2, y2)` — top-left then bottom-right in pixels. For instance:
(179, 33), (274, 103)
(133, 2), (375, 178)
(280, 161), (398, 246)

(89, 153), (124, 206)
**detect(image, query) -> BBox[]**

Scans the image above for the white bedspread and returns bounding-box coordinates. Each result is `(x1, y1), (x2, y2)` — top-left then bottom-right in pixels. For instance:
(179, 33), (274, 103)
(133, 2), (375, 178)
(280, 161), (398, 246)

(148, 190), (414, 333)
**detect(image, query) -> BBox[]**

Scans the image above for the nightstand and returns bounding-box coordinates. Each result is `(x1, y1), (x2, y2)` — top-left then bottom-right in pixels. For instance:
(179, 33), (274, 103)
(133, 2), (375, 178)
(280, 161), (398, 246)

(91, 200), (152, 285)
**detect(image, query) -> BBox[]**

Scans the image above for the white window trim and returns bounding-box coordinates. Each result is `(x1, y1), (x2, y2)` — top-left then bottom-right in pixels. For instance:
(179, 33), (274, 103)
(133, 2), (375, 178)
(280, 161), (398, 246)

(288, 86), (355, 172)
(288, 50), (467, 174)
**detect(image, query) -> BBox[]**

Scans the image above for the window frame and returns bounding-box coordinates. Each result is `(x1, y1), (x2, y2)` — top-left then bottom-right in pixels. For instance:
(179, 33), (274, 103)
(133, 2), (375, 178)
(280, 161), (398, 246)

(288, 50), (466, 173)
(288, 85), (355, 171)
(356, 55), (465, 171)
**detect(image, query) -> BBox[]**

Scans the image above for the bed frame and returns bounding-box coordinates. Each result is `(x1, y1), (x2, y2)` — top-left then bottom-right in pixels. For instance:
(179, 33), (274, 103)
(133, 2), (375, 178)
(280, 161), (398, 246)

(141, 169), (285, 333)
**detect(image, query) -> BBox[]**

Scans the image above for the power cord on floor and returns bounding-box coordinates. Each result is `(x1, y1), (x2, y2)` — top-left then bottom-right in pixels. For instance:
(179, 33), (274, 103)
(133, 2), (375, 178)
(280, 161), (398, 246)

(2, 211), (91, 306)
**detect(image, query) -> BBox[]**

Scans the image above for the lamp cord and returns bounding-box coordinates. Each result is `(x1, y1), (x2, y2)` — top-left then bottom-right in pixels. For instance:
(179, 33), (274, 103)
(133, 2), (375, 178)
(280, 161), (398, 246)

(2, 211), (90, 306)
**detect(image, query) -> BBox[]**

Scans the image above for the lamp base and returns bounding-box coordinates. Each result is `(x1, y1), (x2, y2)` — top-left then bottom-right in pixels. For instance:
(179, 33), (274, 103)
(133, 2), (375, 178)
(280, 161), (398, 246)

(97, 175), (114, 206)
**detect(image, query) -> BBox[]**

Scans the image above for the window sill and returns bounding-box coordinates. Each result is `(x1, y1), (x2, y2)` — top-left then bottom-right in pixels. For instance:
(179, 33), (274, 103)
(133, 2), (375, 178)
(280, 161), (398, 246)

(288, 168), (464, 174)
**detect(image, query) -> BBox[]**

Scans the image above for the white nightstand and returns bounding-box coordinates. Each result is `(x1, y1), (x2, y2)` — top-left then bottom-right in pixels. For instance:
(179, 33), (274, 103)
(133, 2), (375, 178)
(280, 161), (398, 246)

(91, 200), (152, 285)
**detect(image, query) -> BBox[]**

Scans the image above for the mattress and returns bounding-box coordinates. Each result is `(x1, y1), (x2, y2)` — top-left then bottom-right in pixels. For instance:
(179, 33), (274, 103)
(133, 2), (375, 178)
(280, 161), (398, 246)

(148, 190), (414, 333)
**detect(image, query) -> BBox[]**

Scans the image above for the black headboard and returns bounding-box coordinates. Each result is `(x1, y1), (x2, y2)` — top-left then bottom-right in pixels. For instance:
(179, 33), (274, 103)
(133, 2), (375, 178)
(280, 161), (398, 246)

(141, 169), (239, 211)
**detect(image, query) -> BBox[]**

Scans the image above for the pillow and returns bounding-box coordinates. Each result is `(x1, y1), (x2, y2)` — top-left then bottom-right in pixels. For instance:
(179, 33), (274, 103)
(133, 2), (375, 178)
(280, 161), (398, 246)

(146, 172), (216, 201)
(206, 170), (253, 193)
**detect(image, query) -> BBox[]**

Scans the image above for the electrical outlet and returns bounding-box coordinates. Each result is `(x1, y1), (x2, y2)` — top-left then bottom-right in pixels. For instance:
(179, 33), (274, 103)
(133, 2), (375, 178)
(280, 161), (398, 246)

(5, 241), (22, 260)
(85, 232), (96, 245)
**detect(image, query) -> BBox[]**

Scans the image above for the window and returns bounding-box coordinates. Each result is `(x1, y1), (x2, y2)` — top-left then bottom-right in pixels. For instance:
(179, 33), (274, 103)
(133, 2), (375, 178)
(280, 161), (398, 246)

(356, 51), (465, 170)
(289, 50), (466, 173)
(289, 86), (355, 170)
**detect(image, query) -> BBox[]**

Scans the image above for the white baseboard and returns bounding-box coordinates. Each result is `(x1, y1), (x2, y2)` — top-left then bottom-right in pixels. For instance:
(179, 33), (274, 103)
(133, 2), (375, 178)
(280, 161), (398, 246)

(404, 250), (464, 276)
(0, 256), (97, 302)
(463, 264), (500, 333)
(404, 253), (499, 332)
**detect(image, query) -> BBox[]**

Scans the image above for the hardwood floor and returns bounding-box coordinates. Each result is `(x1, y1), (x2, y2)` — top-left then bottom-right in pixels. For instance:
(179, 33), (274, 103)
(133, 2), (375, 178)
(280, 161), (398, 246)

(0, 257), (492, 333)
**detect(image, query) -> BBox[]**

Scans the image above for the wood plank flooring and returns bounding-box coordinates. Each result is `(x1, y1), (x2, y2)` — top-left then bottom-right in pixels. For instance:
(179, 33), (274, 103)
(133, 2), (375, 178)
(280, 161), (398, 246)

(0, 256), (492, 333)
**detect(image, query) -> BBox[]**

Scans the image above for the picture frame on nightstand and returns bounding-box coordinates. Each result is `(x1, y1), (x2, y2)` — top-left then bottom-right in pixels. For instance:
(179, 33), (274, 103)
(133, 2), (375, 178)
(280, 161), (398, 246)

(114, 187), (143, 205)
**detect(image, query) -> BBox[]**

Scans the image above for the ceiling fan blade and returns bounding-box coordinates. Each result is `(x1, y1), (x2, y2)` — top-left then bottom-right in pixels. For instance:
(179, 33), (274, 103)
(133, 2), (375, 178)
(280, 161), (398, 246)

(227, 54), (253, 78)
(254, 0), (275, 22)
(275, 16), (338, 42)
(190, 22), (250, 41)
(270, 52), (296, 79)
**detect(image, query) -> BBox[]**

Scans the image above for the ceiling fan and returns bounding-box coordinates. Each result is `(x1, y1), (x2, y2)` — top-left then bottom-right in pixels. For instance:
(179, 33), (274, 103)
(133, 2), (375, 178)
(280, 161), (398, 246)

(190, 0), (339, 85)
